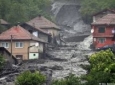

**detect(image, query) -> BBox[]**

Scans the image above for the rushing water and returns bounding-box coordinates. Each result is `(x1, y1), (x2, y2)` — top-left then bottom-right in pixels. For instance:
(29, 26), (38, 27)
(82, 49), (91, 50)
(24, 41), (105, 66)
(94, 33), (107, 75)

(43, 35), (94, 79)
(33, 0), (94, 79)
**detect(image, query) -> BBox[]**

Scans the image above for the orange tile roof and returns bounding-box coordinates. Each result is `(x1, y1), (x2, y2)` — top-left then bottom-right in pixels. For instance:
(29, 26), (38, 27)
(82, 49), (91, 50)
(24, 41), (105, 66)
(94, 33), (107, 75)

(92, 14), (115, 25)
(0, 25), (46, 43)
(0, 19), (9, 24)
(26, 16), (60, 30)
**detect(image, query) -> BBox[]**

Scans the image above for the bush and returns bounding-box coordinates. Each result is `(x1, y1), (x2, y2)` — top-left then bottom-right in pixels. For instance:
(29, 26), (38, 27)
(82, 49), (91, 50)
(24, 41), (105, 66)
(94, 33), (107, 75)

(15, 70), (46, 85)
(83, 49), (115, 85)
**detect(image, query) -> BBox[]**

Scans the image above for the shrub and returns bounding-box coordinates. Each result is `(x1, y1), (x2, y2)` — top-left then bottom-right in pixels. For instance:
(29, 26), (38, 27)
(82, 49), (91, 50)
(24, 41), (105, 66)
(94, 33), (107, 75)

(15, 70), (46, 85)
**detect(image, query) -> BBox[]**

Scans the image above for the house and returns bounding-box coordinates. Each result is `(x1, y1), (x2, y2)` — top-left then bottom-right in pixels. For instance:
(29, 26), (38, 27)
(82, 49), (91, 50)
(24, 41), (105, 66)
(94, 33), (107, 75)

(26, 15), (60, 40)
(0, 47), (18, 65)
(91, 14), (115, 49)
(0, 25), (47, 60)
(21, 23), (51, 43)
(93, 9), (115, 22)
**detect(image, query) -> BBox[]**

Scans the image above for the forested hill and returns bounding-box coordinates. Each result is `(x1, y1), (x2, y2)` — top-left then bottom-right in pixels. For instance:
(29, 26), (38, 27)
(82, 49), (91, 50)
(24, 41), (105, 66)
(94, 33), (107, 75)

(0, 0), (115, 24)
(0, 0), (51, 24)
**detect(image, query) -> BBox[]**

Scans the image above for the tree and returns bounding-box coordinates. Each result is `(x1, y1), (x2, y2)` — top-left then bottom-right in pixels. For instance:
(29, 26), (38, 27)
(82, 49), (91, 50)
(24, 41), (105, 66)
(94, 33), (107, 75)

(83, 50), (115, 85)
(15, 70), (46, 85)
(0, 0), (51, 24)
(51, 73), (82, 85)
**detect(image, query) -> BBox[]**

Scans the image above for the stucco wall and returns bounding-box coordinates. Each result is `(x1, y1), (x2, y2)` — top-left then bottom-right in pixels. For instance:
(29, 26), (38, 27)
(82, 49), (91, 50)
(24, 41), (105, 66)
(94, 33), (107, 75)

(2, 41), (30, 60)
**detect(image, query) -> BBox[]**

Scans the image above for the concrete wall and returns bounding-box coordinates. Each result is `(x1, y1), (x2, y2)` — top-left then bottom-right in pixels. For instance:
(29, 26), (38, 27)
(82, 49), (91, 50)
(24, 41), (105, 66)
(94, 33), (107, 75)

(0, 41), (30, 60)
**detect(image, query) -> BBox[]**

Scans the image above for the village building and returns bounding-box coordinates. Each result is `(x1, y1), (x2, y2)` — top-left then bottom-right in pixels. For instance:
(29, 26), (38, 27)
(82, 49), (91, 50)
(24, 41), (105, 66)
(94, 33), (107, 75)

(25, 15), (60, 43)
(91, 14), (115, 49)
(21, 23), (51, 43)
(0, 25), (47, 60)
(93, 9), (115, 22)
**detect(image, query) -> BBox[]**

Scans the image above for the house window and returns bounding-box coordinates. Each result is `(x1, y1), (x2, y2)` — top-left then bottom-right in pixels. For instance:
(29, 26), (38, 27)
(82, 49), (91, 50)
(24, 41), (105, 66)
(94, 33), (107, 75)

(1, 42), (9, 48)
(98, 38), (106, 43)
(15, 42), (23, 48)
(98, 26), (105, 33)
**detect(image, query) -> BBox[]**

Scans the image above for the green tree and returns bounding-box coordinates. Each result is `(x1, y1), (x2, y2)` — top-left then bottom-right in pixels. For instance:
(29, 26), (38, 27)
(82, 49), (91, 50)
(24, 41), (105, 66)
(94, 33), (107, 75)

(15, 70), (46, 85)
(83, 50), (115, 85)
(0, 0), (51, 24)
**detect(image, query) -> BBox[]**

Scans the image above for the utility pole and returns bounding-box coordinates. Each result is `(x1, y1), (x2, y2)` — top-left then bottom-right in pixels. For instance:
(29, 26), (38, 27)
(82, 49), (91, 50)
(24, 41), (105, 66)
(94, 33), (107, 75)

(11, 35), (13, 58)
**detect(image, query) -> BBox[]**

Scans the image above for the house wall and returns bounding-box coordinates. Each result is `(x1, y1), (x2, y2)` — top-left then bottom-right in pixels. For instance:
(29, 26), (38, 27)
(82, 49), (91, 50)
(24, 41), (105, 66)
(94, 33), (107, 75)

(0, 40), (44, 60)
(29, 53), (39, 59)
(92, 25), (114, 37)
(92, 25), (115, 48)
(29, 41), (43, 53)
(29, 41), (44, 59)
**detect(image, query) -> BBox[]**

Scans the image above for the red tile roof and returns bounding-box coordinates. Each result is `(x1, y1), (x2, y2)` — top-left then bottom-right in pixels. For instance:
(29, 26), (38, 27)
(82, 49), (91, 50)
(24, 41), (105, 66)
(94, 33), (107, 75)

(0, 25), (46, 43)
(0, 19), (9, 24)
(26, 16), (60, 30)
(92, 14), (115, 25)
